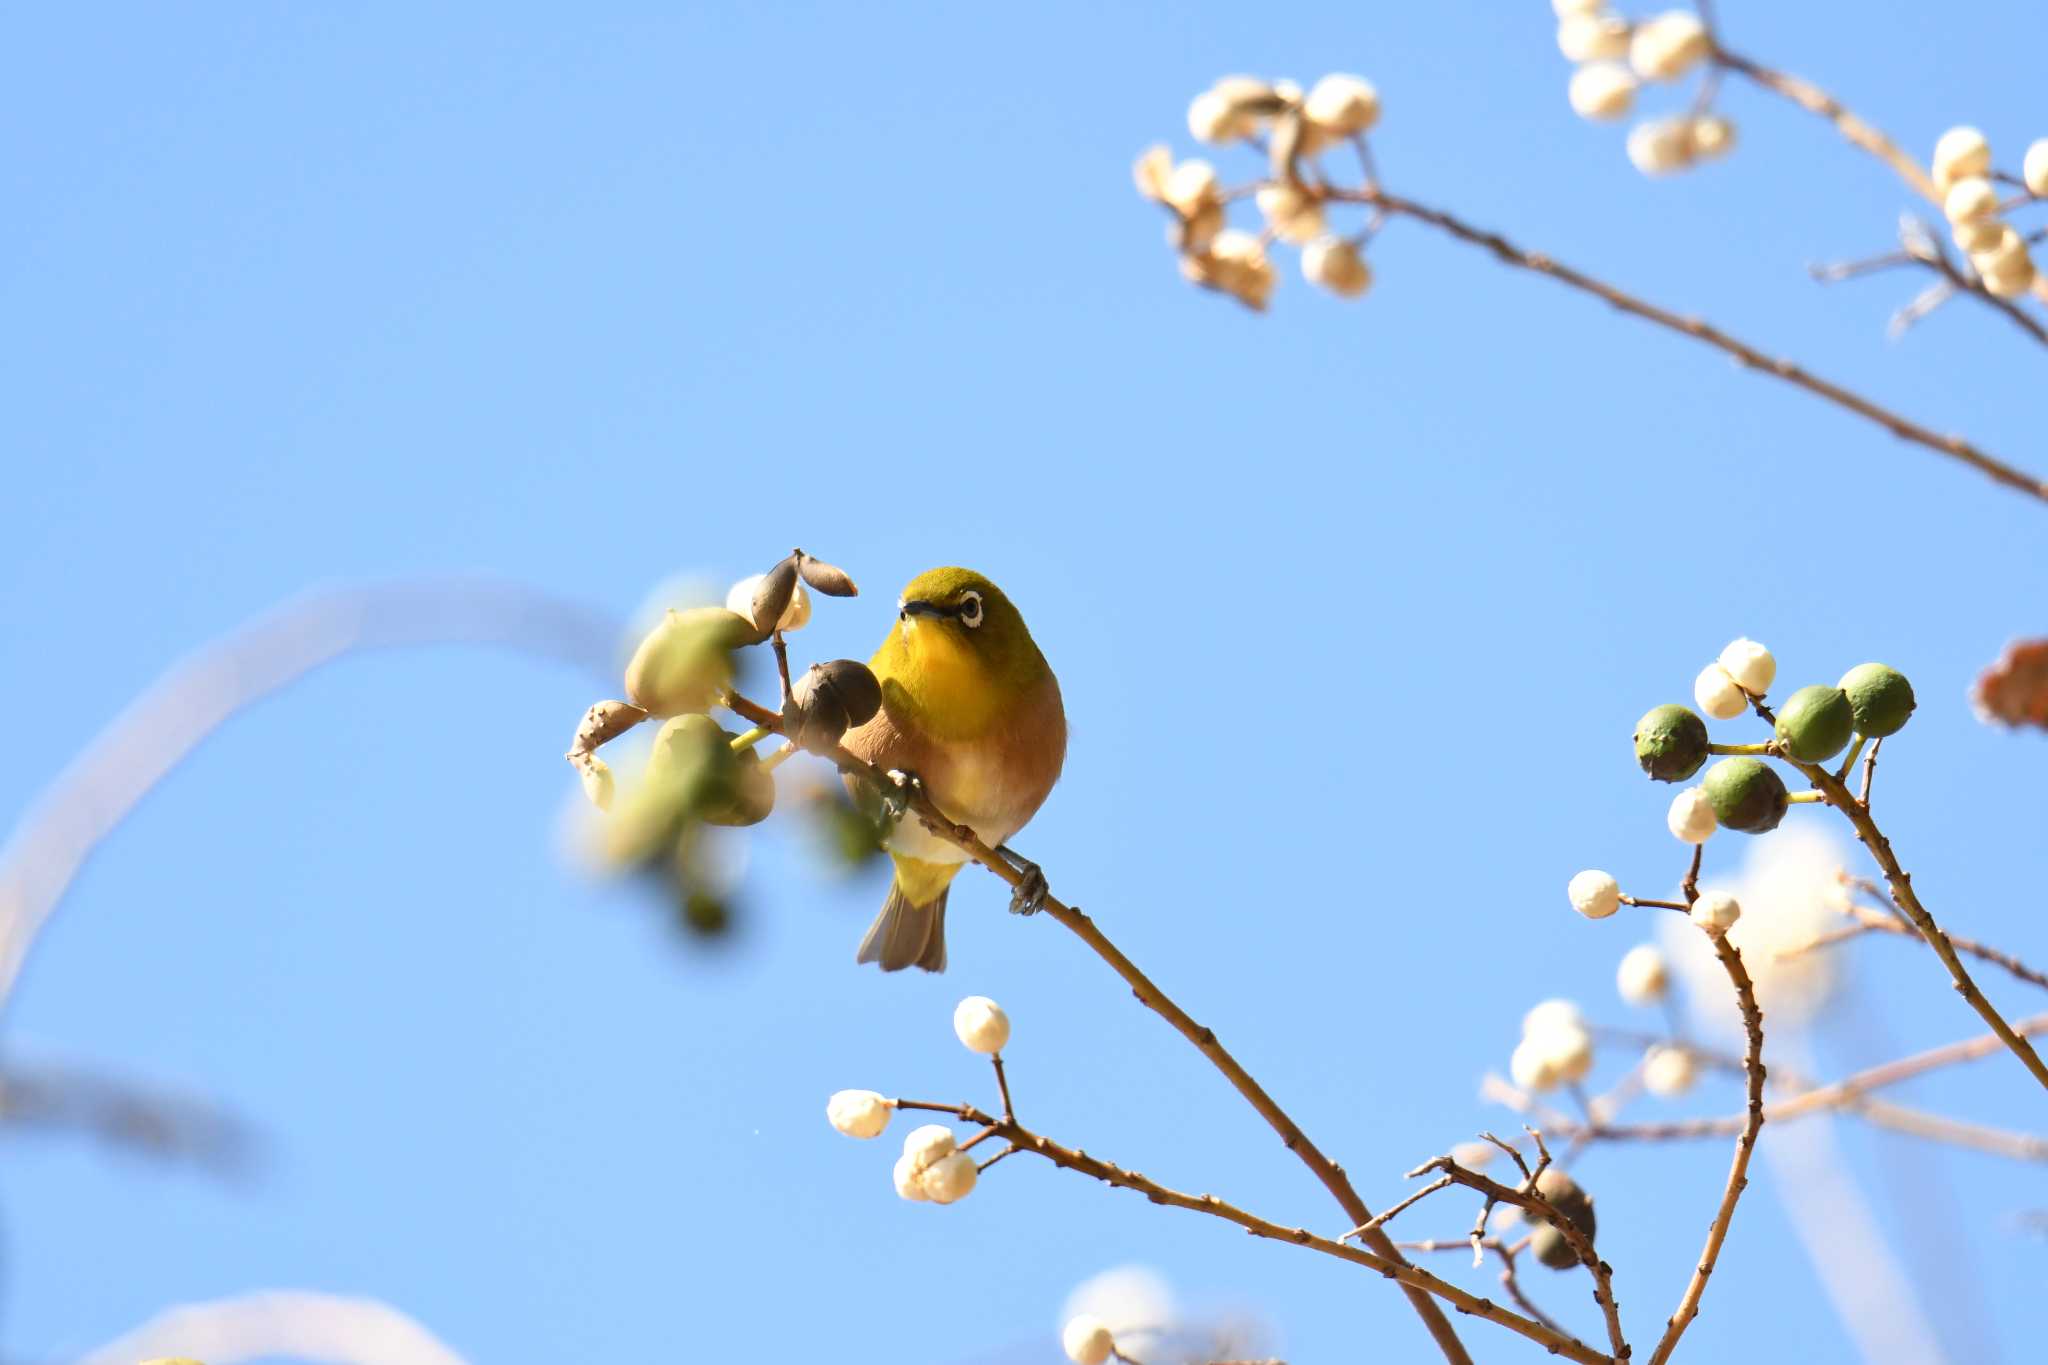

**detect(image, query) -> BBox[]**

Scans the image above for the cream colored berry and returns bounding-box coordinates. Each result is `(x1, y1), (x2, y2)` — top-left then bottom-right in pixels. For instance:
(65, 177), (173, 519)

(1954, 218), (2005, 254)
(920, 1150), (979, 1204)
(1694, 663), (1747, 720)
(1523, 998), (1585, 1036)
(826, 1089), (892, 1139)
(1569, 869), (1622, 920)
(1511, 1034), (1563, 1092)
(1302, 236), (1372, 298)
(1627, 117), (1695, 176)
(1717, 638), (1775, 695)
(952, 996), (1011, 1054)
(1617, 943), (1669, 1005)
(1667, 786), (1718, 844)
(1691, 890), (1741, 935)
(2026, 138), (2048, 197)
(1643, 1044), (1698, 1096)
(1691, 115), (1736, 160)
(1569, 62), (1637, 121)
(1983, 254), (2037, 298)
(1944, 176), (1999, 224)
(1629, 12), (1709, 82)
(1304, 74), (1380, 136)
(1933, 125), (1991, 190)
(1162, 159), (1220, 215)
(1558, 13), (1630, 63)
(1256, 184), (1327, 244)
(1062, 1316), (1116, 1365)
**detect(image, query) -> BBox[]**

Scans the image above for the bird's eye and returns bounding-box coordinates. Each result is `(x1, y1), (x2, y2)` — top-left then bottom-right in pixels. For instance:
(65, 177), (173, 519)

(960, 593), (983, 627)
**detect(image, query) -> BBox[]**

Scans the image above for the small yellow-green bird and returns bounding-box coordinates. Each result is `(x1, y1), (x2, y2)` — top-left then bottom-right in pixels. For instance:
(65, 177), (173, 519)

(840, 567), (1066, 971)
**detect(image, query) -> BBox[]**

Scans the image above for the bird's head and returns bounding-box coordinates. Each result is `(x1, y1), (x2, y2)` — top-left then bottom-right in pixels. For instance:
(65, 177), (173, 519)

(895, 567), (1038, 668)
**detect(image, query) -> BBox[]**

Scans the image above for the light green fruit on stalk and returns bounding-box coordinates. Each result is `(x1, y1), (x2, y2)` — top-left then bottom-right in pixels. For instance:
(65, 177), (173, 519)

(703, 746), (776, 827)
(1838, 663), (1916, 738)
(1634, 704), (1709, 782)
(623, 607), (764, 717)
(1773, 684), (1856, 762)
(1701, 757), (1789, 834)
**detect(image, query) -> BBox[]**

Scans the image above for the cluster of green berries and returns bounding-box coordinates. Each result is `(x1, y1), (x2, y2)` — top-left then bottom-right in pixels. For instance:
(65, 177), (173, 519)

(1634, 639), (1915, 838)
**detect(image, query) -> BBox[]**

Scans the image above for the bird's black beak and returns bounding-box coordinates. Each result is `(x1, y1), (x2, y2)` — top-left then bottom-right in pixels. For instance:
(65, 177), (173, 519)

(900, 599), (951, 621)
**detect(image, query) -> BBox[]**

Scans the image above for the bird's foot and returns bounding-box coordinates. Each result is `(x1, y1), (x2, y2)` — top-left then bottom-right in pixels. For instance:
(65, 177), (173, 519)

(880, 769), (923, 825)
(998, 846), (1048, 916)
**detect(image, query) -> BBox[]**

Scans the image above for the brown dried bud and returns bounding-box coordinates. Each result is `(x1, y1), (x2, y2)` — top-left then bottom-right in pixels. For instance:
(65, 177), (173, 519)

(750, 556), (801, 635)
(783, 659), (882, 753)
(797, 552), (860, 597)
(1528, 1167), (1598, 1271)
(566, 698), (649, 763)
(624, 607), (763, 717)
(814, 658), (883, 727)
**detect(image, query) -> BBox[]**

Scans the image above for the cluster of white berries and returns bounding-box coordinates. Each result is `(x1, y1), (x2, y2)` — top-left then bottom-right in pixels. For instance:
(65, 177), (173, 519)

(1614, 945), (1699, 1095)
(1658, 636), (1778, 843)
(1135, 73), (1382, 310)
(1934, 126), (2048, 300)
(826, 995), (1014, 1206)
(1556, 2), (1735, 178)
(1511, 998), (1595, 1093)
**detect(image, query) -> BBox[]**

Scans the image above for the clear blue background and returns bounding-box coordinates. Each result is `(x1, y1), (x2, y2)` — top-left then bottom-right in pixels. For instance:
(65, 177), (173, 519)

(3, 3), (2044, 1362)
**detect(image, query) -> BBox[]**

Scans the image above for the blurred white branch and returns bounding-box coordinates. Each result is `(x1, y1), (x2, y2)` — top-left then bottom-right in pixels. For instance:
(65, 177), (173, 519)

(0, 578), (616, 1020)
(76, 1289), (468, 1365)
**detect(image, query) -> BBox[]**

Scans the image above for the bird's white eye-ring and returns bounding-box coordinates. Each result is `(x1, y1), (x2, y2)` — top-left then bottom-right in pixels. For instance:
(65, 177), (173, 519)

(959, 591), (983, 628)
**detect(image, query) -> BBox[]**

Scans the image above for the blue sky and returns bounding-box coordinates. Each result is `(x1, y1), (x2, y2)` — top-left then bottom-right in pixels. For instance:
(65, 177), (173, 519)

(3, 3), (2045, 1362)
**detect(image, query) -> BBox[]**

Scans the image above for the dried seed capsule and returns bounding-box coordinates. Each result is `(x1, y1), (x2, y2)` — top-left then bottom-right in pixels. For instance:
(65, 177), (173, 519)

(797, 553), (860, 597)
(1837, 663), (1916, 737)
(1529, 1167), (1597, 1270)
(750, 556), (801, 635)
(1634, 703), (1709, 782)
(1302, 235), (1372, 298)
(1701, 757), (1788, 833)
(1774, 684), (1856, 762)
(623, 607), (762, 717)
(816, 658), (884, 727)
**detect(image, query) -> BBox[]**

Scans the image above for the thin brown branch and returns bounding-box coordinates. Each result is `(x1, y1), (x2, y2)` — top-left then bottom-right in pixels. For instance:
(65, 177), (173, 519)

(1646, 934), (1766, 1365)
(0, 580), (618, 1021)
(1710, 47), (1940, 203)
(1329, 187), (2048, 505)
(0, 1055), (252, 1174)
(897, 1098), (1610, 1365)
(1786, 750), (2048, 1089)
(1557, 1012), (2048, 1148)
(725, 690), (1473, 1365)
(1410, 1147), (1626, 1362)
(1789, 899), (2048, 994)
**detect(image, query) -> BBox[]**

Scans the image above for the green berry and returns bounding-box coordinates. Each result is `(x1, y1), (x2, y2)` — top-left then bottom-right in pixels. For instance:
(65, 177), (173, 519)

(1774, 685), (1856, 762)
(1702, 757), (1789, 833)
(1634, 704), (1709, 782)
(1838, 663), (1915, 737)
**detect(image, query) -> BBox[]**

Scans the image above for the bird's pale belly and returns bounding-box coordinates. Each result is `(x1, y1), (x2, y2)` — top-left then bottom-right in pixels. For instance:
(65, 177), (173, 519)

(886, 744), (1026, 864)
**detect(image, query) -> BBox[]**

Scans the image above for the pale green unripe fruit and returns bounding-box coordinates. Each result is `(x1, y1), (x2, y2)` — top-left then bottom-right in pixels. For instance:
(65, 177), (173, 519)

(1774, 685), (1856, 762)
(624, 607), (761, 716)
(1702, 757), (1789, 833)
(1838, 663), (1916, 737)
(1635, 704), (1709, 782)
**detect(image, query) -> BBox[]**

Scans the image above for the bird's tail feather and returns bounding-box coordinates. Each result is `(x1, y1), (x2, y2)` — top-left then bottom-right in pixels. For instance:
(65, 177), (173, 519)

(857, 880), (951, 972)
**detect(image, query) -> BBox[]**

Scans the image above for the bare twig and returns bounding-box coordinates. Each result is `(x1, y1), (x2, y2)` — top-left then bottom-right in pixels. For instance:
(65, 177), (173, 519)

(1709, 47), (1938, 202)
(1645, 932), (1767, 1365)
(0, 1053), (251, 1173)
(1784, 899), (2048, 993)
(1327, 186), (2048, 505)
(894, 1098), (1610, 1365)
(724, 691), (1473, 1364)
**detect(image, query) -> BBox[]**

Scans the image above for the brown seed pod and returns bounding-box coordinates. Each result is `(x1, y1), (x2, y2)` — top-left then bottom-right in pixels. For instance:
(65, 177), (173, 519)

(784, 679), (852, 754)
(750, 556), (801, 635)
(814, 658), (882, 727)
(797, 552), (860, 598)
(1528, 1167), (1598, 1271)
(624, 608), (764, 717)
(566, 698), (649, 763)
